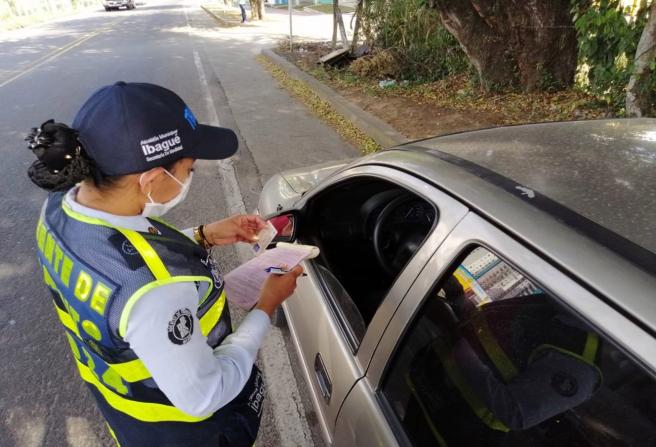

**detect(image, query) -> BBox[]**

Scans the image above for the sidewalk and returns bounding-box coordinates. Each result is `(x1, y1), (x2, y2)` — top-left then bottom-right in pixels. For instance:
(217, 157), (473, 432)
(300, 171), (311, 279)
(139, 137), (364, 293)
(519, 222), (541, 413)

(202, 2), (354, 40)
(187, 3), (360, 446)
(192, 3), (358, 208)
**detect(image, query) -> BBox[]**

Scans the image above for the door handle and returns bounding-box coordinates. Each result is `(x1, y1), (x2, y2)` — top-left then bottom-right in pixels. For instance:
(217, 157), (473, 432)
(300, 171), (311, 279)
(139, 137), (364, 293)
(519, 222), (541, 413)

(314, 352), (332, 403)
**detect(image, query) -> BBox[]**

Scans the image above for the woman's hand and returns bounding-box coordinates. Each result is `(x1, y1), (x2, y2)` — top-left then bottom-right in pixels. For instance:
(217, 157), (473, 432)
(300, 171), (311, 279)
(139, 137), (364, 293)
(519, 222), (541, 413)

(203, 214), (267, 246)
(256, 265), (304, 317)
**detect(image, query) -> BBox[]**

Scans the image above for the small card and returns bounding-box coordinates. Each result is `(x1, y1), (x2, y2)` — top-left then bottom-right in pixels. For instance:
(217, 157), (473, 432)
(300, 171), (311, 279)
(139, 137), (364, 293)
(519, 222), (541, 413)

(252, 220), (278, 255)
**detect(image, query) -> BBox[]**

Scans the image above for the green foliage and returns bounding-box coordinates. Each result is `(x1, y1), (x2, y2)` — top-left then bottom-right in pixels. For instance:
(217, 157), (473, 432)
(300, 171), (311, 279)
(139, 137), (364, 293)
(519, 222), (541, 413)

(573, 0), (653, 113)
(358, 0), (469, 82)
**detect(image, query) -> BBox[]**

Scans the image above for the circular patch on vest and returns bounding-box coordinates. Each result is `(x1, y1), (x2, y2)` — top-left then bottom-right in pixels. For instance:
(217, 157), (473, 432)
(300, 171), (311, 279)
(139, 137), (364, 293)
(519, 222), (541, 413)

(551, 371), (578, 397)
(168, 308), (193, 345)
(121, 240), (138, 256)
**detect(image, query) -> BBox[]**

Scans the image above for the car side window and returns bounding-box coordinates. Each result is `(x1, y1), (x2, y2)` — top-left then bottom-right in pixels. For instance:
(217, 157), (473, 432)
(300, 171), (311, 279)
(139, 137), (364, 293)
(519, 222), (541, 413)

(381, 246), (656, 447)
(298, 177), (438, 349)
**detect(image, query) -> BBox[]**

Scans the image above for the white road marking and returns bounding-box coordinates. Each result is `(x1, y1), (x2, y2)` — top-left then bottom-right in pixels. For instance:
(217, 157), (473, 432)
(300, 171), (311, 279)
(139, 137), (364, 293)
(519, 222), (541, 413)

(65, 416), (102, 447)
(6, 408), (46, 447)
(0, 19), (123, 89)
(185, 3), (314, 445)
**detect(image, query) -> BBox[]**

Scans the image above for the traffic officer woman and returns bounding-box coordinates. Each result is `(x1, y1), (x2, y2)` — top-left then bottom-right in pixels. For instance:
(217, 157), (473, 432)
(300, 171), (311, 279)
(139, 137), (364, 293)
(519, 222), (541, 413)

(26, 81), (303, 446)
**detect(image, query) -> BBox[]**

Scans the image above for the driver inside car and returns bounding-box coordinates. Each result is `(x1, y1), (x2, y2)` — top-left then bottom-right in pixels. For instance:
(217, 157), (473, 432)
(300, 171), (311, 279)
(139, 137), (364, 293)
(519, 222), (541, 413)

(405, 257), (603, 445)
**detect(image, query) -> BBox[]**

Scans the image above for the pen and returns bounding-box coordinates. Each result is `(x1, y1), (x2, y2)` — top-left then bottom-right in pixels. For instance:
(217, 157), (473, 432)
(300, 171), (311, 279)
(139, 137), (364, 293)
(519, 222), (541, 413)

(264, 266), (308, 277)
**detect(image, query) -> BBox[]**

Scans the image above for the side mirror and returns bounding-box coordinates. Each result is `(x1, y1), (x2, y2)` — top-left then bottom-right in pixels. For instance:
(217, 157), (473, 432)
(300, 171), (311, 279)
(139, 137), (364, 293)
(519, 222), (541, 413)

(268, 213), (297, 246)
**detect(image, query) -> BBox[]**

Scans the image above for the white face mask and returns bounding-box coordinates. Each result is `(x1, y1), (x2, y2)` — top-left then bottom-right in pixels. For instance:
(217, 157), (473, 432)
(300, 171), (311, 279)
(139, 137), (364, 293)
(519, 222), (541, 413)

(140, 170), (192, 217)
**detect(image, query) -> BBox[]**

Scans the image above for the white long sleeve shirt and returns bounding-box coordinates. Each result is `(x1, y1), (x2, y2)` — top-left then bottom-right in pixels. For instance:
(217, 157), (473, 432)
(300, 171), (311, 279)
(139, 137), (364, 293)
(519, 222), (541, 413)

(64, 188), (270, 417)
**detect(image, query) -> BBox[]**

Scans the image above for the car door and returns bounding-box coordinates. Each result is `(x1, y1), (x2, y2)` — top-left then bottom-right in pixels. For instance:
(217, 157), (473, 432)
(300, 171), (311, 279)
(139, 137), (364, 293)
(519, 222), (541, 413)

(335, 212), (656, 446)
(283, 165), (468, 444)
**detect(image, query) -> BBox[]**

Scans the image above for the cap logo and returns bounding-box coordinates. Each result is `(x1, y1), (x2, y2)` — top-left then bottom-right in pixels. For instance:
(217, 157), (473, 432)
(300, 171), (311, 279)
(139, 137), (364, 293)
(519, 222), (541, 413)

(184, 107), (198, 130)
(140, 129), (183, 162)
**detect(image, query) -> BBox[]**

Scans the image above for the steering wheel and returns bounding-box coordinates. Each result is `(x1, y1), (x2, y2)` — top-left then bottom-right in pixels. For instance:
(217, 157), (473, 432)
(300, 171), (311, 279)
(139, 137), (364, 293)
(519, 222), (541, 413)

(373, 193), (424, 276)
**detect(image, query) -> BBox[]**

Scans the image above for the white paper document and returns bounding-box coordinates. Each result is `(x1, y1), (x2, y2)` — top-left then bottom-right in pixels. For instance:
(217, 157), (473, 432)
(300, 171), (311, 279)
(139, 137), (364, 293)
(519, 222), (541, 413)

(224, 243), (320, 310)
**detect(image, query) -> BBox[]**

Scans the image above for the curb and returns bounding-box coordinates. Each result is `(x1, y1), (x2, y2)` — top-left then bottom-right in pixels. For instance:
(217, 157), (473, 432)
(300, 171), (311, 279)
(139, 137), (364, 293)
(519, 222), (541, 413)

(200, 5), (238, 27)
(261, 48), (409, 149)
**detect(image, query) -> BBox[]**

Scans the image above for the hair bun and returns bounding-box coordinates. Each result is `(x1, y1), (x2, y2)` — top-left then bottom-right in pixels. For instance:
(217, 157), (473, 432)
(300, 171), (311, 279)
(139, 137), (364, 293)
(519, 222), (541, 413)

(25, 120), (91, 191)
(26, 119), (80, 173)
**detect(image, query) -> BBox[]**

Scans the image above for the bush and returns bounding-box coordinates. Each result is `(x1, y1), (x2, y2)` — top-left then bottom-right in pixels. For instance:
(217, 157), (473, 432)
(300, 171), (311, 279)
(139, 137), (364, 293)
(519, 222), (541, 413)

(358, 0), (469, 82)
(349, 48), (404, 79)
(573, 0), (655, 114)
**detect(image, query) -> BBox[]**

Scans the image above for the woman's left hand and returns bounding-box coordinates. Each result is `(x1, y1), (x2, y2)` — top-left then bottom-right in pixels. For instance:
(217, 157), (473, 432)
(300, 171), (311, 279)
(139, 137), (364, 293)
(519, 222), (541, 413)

(203, 214), (267, 246)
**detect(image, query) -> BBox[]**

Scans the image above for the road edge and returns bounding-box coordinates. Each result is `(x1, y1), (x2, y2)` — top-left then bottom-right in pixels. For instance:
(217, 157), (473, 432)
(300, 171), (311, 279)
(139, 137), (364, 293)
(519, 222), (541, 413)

(260, 48), (409, 149)
(200, 4), (238, 27)
(188, 31), (315, 447)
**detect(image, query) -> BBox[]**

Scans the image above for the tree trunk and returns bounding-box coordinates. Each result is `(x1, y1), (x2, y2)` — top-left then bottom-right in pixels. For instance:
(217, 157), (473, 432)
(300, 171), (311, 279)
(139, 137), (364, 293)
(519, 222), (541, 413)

(431, 0), (578, 92)
(332, 0), (339, 49)
(250, 0), (264, 20)
(336, 8), (349, 48)
(626, 1), (656, 117)
(350, 0), (363, 52)
(6, 0), (19, 16)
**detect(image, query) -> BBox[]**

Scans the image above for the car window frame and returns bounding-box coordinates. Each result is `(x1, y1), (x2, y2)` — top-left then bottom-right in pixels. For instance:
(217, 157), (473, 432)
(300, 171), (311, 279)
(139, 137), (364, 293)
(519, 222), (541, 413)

(293, 165), (469, 369)
(367, 211), (656, 422)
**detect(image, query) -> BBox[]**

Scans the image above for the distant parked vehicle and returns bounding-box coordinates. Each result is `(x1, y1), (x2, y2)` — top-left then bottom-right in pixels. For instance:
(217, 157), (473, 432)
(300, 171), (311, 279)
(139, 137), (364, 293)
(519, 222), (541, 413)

(103, 0), (135, 11)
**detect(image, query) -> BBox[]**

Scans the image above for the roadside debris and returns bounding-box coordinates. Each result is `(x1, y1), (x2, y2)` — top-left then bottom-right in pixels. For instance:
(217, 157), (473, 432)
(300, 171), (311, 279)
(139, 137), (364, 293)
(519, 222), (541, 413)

(378, 79), (397, 89)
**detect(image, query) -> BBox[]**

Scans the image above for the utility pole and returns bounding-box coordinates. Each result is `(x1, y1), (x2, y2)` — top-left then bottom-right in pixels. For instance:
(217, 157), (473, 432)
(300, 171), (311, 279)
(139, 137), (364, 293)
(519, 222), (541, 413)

(288, 0), (293, 52)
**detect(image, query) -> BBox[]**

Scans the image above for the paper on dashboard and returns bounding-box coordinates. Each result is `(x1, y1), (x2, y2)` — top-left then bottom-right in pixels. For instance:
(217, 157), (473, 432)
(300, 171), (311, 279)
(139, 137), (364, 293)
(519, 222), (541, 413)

(224, 244), (319, 310)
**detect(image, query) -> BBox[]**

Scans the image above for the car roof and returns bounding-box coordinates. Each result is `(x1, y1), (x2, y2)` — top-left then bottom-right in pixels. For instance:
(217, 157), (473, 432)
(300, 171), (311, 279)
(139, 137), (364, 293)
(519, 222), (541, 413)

(355, 121), (656, 335)
(410, 119), (656, 257)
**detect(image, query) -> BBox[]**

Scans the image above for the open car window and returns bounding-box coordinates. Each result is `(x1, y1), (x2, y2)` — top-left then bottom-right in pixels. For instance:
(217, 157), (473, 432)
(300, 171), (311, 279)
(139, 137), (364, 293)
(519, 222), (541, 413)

(381, 245), (656, 446)
(298, 177), (438, 350)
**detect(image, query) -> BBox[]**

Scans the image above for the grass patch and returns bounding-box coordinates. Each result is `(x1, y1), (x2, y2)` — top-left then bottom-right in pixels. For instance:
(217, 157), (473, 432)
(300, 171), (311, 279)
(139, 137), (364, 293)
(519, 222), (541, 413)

(300, 58), (609, 125)
(268, 4), (306, 10)
(258, 55), (382, 154)
(305, 4), (355, 14)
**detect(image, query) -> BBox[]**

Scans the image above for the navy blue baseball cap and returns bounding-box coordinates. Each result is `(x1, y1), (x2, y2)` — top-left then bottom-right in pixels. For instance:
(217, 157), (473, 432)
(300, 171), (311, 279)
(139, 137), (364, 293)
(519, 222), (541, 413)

(72, 81), (238, 176)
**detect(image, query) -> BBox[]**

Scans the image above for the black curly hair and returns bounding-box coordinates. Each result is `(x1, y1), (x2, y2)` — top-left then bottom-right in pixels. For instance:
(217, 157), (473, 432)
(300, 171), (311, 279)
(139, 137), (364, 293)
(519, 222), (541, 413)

(25, 120), (127, 191)
(26, 120), (180, 192)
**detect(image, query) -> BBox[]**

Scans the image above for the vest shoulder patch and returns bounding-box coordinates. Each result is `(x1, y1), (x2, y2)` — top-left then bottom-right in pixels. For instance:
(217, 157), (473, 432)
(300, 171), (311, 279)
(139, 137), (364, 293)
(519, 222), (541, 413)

(108, 233), (146, 271)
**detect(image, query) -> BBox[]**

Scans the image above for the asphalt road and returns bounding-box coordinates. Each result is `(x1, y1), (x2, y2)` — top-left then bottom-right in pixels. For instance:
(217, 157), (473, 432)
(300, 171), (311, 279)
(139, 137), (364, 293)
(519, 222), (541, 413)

(0, 2), (357, 445)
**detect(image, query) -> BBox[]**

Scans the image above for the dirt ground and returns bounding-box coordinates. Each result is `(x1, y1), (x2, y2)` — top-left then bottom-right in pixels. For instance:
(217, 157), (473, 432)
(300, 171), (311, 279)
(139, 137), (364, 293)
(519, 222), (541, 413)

(277, 42), (608, 140)
(339, 88), (500, 139)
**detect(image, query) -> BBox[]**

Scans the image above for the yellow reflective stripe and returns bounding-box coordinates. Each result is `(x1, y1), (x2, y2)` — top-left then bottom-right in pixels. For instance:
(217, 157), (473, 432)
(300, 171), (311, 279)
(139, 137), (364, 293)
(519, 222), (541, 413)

(75, 359), (210, 422)
(116, 228), (170, 280)
(149, 216), (198, 244)
(432, 340), (510, 432)
(109, 359), (152, 383)
(200, 291), (226, 336)
(54, 303), (80, 337)
(405, 373), (448, 447)
(62, 200), (117, 227)
(119, 276), (213, 337)
(61, 201), (170, 280)
(65, 332), (82, 361)
(471, 313), (518, 382)
(583, 332), (599, 363)
(106, 423), (121, 447)
(55, 301), (152, 381)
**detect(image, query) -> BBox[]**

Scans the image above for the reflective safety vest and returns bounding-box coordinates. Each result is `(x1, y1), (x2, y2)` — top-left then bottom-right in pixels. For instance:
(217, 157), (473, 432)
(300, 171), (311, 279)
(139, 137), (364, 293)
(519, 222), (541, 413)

(36, 192), (231, 423)
(437, 308), (599, 433)
(406, 296), (602, 447)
